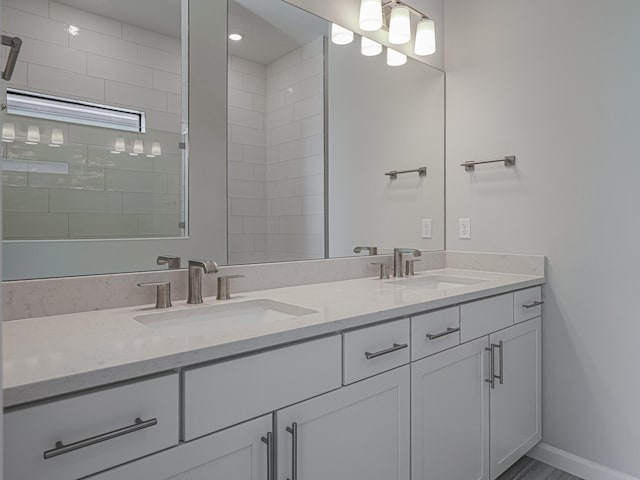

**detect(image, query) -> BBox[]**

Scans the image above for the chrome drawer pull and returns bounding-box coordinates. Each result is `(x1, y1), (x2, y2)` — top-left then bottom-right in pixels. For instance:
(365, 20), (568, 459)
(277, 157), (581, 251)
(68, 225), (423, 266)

(365, 343), (408, 360)
(522, 300), (544, 309)
(43, 417), (158, 459)
(261, 432), (274, 480)
(286, 422), (298, 480)
(426, 327), (460, 340)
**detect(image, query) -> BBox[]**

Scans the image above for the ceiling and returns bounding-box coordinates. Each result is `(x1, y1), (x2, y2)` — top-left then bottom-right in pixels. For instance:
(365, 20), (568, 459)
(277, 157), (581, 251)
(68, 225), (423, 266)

(55, 0), (328, 65)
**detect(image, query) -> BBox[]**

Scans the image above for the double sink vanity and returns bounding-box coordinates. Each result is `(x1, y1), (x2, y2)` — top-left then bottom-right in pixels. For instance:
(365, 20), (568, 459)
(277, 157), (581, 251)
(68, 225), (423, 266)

(3, 255), (544, 480)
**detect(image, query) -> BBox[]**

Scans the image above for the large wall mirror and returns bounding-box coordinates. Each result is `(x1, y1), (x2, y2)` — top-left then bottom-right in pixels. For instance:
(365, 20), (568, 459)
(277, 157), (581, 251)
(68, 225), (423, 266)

(1, 0), (444, 280)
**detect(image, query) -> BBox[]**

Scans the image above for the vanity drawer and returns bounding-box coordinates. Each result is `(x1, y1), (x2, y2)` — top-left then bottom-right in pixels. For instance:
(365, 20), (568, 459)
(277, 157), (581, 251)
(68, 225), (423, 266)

(343, 319), (410, 384)
(183, 335), (342, 440)
(460, 293), (514, 342)
(514, 287), (543, 323)
(4, 373), (179, 480)
(412, 307), (460, 361)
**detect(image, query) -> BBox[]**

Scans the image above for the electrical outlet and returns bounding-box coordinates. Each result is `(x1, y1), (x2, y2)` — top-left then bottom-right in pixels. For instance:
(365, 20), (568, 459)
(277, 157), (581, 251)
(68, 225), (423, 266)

(459, 218), (471, 239)
(421, 219), (432, 239)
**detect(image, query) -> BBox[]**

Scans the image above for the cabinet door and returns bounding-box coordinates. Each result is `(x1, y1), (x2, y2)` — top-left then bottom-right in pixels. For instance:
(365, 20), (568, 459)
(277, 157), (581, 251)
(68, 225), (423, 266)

(89, 415), (272, 480)
(489, 317), (542, 479)
(276, 366), (410, 480)
(411, 337), (490, 480)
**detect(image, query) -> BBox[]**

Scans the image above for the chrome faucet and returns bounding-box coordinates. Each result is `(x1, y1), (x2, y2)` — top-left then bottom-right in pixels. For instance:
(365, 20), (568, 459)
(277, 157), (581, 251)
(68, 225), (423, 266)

(187, 260), (219, 304)
(353, 246), (378, 255)
(393, 248), (422, 278)
(157, 255), (181, 269)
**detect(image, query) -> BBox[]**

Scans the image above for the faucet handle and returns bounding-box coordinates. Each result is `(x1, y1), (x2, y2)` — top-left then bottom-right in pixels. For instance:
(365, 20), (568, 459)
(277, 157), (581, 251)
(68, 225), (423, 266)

(157, 255), (181, 269)
(371, 262), (390, 280)
(405, 259), (421, 276)
(217, 275), (245, 301)
(138, 281), (172, 309)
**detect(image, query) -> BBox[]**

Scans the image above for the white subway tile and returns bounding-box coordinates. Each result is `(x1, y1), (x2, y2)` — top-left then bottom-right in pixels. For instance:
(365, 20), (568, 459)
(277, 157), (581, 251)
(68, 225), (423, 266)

(303, 194), (324, 215)
(278, 64), (304, 90)
(153, 70), (181, 94)
(231, 56), (266, 79)
(122, 193), (180, 215)
(229, 106), (264, 130)
(302, 54), (323, 79)
(267, 234), (286, 252)
(138, 214), (182, 236)
(8, 142), (86, 166)
(50, 2), (122, 38)
(228, 143), (243, 163)
(228, 161), (254, 180)
(229, 179), (264, 198)
(231, 126), (266, 148)
(88, 55), (152, 87)
(270, 121), (303, 146)
(229, 87), (253, 110)
(311, 214), (324, 235)
(29, 166), (105, 190)
(70, 29), (137, 63)
(105, 81), (167, 111)
(267, 105), (294, 129)
(242, 145), (267, 164)
(229, 234), (255, 253)
(138, 45), (181, 75)
(3, 186), (49, 212)
(293, 174), (323, 196)
(285, 234), (324, 256)
(4, 7), (69, 46)
(4, 212), (68, 239)
(266, 179), (294, 199)
(167, 94), (181, 114)
(228, 216), (243, 234)
(50, 189), (122, 213)
(241, 73), (266, 95)
(229, 251), (267, 264)
(279, 215), (313, 235)
(122, 24), (180, 55)
(69, 213), (138, 237)
(167, 174), (182, 194)
(269, 196), (302, 216)
(243, 216), (267, 234)
(105, 170), (168, 193)
(88, 146), (154, 171)
(266, 161), (286, 181)
(309, 134), (324, 156)
(145, 110), (181, 133)
(230, 198), (265, 217)
(253, 94), (266, 113)
(294, 94), (323, 121)
(302, 114), (323, 138)
(28, 64), (104, 100)
(3, 0), (48, 17)
(228, 69), (243, 89)
(284, 75), (323, 105)
(153, 154), (183, 174)
(278, 139), (309, 162)
(266, 217), (279, 234)
(286, 155), (324, 179)
(270, 48), (302, 75)
(302, 37), (324, 60)
(20, 37), (87, 74)
(253, 164), (266, 181)
(266, 90), (285, 112)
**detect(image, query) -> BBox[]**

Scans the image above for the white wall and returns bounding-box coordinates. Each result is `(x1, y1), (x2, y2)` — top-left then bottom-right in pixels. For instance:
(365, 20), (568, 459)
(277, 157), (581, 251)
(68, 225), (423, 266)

(445, 0), (640, 477)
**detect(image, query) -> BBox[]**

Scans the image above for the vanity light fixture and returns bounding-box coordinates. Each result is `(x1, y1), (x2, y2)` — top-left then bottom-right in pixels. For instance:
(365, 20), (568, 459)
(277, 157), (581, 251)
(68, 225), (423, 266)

(49, 128), (64, 147)
(414, 18), (436, 56)
(388, 4), (411, 44)
(331, 23), (354, 45)
(67, 25), (80, 36)
(386, 48), (407, 66)
(229, 33), (243, 41)
(147, 141), (162, 158)
(359, 0), (383, 31)
(111, 136), (126, 154)
(130, 139), (144, 156)
(2, 122), (16, 142)
(361, 36), (383, 56)
(26, 125), (40, 144)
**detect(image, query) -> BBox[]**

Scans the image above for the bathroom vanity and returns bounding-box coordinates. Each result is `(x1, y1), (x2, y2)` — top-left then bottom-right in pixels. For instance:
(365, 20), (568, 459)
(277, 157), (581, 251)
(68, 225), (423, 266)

(3, 268), (543, 480)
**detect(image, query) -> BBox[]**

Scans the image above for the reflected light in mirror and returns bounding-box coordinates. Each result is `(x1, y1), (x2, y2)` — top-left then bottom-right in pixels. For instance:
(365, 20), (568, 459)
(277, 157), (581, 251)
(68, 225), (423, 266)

(359, 0), (383, 31)
(111, 136), (126, 154)
(147, 141), (162, 158)
(386, 48), (407, 66)
(331, 23), (354, 45)
(49, 128), (64, 147)
(388, 5), (411, 45)
(130, 139), (143, 156)
(2, 123), (15, 142)
(229, 33), (243, 41)
(26, 125), (40, 144)
(415, 18), (436, 56)
(361, 36), (382, 56)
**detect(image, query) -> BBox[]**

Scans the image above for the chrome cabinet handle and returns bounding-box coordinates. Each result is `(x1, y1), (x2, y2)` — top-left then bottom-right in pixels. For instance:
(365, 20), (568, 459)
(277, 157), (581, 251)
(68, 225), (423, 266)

(523, 300), (544, 309)
(485, 346), (496, 389)
(365, 342), (408, 360)
(286, 422), (298, 480)
(426, 327), (460, 340)
(496, 340), (504, 385)
(1, 35), (22, 81)
(261, 432), (274, 480)
(43, 417), (158, 459)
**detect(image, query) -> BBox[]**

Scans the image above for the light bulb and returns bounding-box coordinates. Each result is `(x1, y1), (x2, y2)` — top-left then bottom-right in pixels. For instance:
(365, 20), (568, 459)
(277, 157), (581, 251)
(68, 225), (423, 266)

(386, 48), (407, 66)
(331, 23), (354, 45)
(361, 36), (382, 56)
(26, 126), (41, 145)
(130, 139), (143, 156)
(2, 123), (16, 143)
(415, 18), (436, 55)
(49, 128), (64, 147)
(229, 33), (243, 41)
(388, 5), (411, 45)
(111, 137), (126, 154)
(359, 0), (383, 31)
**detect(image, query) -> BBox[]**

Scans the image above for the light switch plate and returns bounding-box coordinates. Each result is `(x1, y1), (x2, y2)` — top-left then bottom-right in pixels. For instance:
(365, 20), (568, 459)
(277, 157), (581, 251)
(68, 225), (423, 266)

(421, 219), (432, 239)
(459, 218), (471, 239)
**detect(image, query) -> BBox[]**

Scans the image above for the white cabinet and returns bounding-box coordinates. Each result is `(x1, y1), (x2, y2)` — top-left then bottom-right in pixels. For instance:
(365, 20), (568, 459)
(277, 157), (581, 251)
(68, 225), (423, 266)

(460, 294), (514, 343)
(276, 366), (410, 480)
(489, 317), (542, 479)
(89, 415), (272, 480)
(411, 337), (490, 480)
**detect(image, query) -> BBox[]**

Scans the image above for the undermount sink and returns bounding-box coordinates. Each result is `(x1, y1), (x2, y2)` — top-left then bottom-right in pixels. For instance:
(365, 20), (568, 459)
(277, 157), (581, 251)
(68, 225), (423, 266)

(388, 274), (488, 290)
(135, 299), (317, 336)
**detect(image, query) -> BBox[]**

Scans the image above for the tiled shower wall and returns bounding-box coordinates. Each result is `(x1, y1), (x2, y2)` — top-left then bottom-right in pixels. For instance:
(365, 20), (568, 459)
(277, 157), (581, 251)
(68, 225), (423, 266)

(1, 0), (184, 239)
(228, 38), (325, 264)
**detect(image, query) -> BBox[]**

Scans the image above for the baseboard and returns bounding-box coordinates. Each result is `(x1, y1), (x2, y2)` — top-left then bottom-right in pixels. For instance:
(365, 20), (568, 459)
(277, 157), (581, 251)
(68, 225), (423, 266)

(529, 443), (640, 480)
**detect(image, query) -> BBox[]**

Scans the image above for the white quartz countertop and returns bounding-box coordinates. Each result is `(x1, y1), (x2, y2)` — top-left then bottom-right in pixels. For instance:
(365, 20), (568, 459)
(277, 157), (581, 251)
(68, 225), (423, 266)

(3, 269), (544, 407)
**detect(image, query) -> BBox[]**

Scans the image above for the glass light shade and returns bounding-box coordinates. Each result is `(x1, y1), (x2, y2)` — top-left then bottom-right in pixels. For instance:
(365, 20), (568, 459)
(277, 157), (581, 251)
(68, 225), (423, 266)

(2, 122), (16, 142)
(151, 141), (162, 156)
(359, 0), (383, 31)
(331, 23), (354, 45)
(111, 136), (126, 154)
(415, 18), (436, 55)
(26, 125), (41, 144)
(388, 5), (411, 45)
(386, 48), (407, 66)
(361, 36), (383, 56)
(130, 139), (144, 156)
(50, 128), (64, 147)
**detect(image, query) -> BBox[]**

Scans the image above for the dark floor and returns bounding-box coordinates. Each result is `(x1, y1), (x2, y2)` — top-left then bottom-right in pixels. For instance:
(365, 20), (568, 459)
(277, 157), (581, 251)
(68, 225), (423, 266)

(497, 456), (582, 480)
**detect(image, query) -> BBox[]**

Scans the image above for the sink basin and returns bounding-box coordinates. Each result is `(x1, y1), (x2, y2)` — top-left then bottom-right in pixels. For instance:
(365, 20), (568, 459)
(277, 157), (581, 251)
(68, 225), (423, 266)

(388, 274), (487, 290)
(135, 299), (317, 336)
